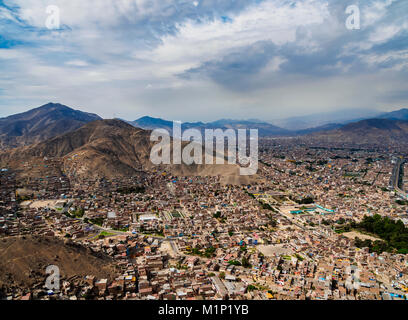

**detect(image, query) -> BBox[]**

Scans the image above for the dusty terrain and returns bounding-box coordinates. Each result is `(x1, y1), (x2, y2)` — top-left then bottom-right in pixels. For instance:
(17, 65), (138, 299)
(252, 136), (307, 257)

(0, 235), (118, 292)
(342, 231), (381, 242)
(257, 244), (294, 257)
(0, 119), (259, 185)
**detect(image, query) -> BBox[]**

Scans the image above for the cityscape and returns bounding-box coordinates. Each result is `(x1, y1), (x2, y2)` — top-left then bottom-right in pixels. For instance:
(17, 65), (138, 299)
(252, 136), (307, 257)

(1, 0), (408, 308)
(1, 104), (408, 301)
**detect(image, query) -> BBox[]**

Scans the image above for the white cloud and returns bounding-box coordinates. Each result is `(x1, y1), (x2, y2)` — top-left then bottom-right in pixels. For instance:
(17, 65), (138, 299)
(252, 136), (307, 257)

(363, 0), (397, 26)
(151, 0), (330, 71)
(369, 24), (402, 43)
(0, 0), (407, 120)
(65, 59), (89, 67)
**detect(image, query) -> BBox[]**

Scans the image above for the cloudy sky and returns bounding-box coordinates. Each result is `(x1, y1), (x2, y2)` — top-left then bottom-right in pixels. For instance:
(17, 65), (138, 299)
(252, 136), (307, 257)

(0, 0), (407, 122)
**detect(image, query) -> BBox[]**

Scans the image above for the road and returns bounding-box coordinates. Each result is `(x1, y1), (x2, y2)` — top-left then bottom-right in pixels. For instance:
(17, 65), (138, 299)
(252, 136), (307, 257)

(390, 157), (408, 198)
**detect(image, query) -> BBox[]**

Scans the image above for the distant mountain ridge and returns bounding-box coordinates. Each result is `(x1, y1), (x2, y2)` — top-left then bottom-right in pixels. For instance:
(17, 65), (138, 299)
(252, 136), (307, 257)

(309, 118), (408, 146)
(0, 119), (259, 184)
(130, 108), (408, 141)
(270, 108), (383, 130)
(1, 103), (408, 152)
(130, 116), (291, 137)
(378, 108), (408, 121)
(0, 103), (102, 149)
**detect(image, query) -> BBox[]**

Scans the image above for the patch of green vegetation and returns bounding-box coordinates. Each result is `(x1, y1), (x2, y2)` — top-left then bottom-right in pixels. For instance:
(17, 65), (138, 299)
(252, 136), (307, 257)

(306, 166), (316, 172)
(89, 217), (105, 226)
(16, 194), (33, 203)
(245, 190), (256, 199)
(351, 214), (408, 254)
(203, 247), (216, 258)
(213, 211), (222, 219)
(99, 231), (115, 237)
(185, 246), (216, 258)
(171, 211), (181, 218)
(317, 160), (328, 166)
(268, 216), (278, 228)
(228, 260), (242, 266)
(241, 256), (252, 268)
(322, 219), (331, 226)
(247, 285), (257, 292)
(67, 208), (84, 219)
(116, 186), (145, 195)
(295, 254), (304, 261)
(247, 283), (269, 292)
(141, 230), (165, 237)
(114, 226), (129, 232)
(176, 262), (188, 270)
(259, 201), (277, 212)
(291, 196), (314, 205)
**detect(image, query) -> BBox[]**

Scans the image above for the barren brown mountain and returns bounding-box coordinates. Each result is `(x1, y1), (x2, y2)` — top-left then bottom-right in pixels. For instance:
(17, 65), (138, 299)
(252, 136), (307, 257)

(309, 119), (408, 146)
(0, 235), (117, 292)
(0, 119), (260, 184)
(0, 103), (101, 150)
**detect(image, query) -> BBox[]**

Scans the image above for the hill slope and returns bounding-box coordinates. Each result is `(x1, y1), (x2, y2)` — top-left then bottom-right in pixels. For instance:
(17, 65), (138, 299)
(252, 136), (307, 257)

(270, 108), (382, 130)
(131, 116), (290, 137)
(0, 235), (117, 293)
(0, 119), (259, 184)
(378, 108), (408, 121)
(0, 103), (102, 149)
(309, 119), (408, 146)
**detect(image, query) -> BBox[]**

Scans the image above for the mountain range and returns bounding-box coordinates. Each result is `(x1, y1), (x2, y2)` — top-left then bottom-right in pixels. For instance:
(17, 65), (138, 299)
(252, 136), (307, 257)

(1, 103), (408, 183)
(1, 103), (407, 150)
(269, 108), (384, 130)
(129, 117), (291, 137)
(129, 107), (408, 139)
(378, 108), (408, 121)
(309, 118), (408, 147)
(0, 103), (101, 150)
(0, 118), (259, 184)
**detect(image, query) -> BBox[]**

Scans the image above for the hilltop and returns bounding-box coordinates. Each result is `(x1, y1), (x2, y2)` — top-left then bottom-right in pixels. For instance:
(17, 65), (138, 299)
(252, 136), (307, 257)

(0, 119), (259, 184)
(0, 235), (117, 294)
(308, 118), (408, 146)
(131, 116), (290, 137)
(0, 103), (101, 149)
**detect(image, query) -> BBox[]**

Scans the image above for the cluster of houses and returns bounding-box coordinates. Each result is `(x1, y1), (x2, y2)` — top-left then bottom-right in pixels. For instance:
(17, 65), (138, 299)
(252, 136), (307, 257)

(2, 140), (408, 300)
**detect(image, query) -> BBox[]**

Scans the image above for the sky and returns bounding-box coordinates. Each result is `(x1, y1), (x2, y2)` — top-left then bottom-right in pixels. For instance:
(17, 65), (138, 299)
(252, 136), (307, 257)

(0, 0), (407, 122)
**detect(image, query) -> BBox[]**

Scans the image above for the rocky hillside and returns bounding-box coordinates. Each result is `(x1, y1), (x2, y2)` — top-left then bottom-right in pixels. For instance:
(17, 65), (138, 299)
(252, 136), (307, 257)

(0, 119), (260, 184)
(0, 103), (101, 149)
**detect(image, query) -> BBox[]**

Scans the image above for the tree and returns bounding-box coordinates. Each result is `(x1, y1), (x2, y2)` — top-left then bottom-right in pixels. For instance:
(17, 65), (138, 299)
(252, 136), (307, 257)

(353, 215), (408, 254)
(213, 212), (222, 219)
(242, 257), (252, 268)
